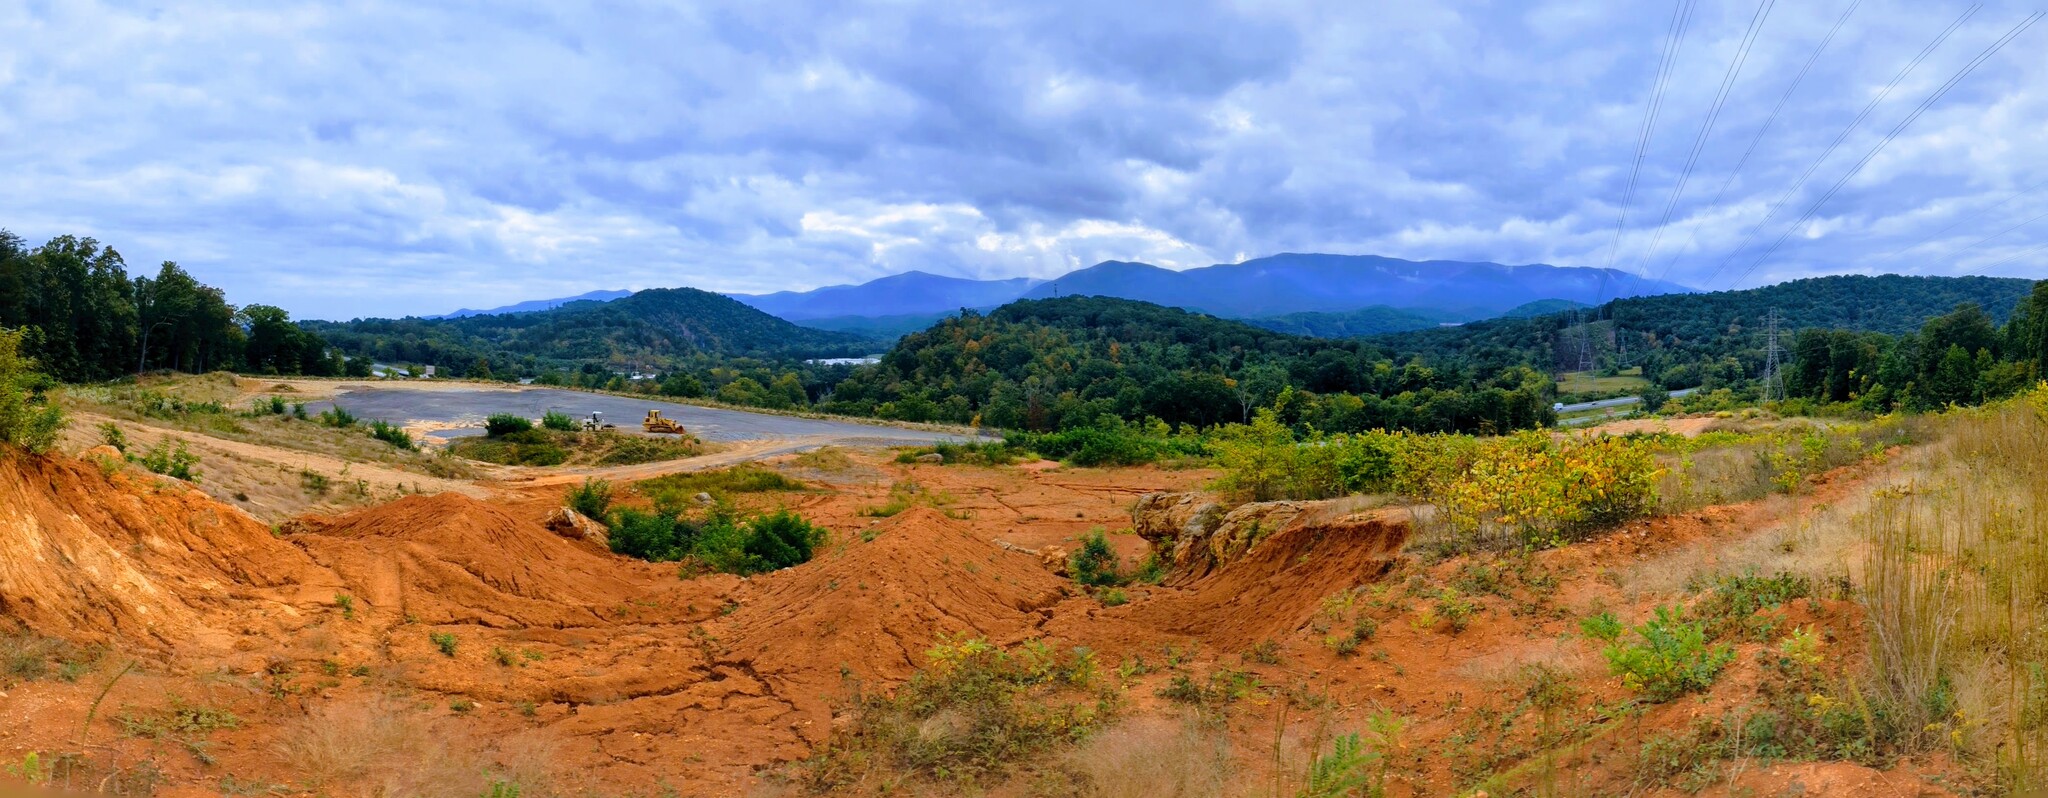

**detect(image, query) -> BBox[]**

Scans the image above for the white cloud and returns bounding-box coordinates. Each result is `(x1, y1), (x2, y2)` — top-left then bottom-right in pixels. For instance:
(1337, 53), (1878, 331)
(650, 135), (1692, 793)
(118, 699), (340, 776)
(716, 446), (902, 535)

(0, 0), (2043, 318)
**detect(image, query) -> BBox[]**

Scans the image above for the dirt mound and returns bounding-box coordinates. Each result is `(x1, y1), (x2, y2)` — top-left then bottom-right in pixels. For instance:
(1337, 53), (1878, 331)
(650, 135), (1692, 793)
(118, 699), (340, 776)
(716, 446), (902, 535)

(1116, 506), (1408, 650)
(0, 452), (334, 654)
(712, 507), (1069, 743)
(288, 493), (672, 627)
(1133, 491), (1393, 585)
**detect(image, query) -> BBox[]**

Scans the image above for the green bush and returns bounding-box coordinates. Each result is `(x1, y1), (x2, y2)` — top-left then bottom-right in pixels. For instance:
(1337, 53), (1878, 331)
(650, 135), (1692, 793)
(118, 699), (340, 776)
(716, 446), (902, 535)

(139, 439), (200, 481)
(485, 413), (533, 437)
(608, 504), (827, 576)
(1601, 606), (1734, 702)
(741, 510), (827, 572)
(567, 478), (612, 521)
(0, 329), (65, 453)
(430, 632), (458, 657)
(317, 406), (358, 427)
(1008, 416), (1206, 467)
(367, 419), (414, 450)
(608, 508), (684, 561)
(541, 410), (579, 432)
(1068, 528), (1126, 587)
(1692, 572), (1812, 641)
(894, 441), (1024, 466)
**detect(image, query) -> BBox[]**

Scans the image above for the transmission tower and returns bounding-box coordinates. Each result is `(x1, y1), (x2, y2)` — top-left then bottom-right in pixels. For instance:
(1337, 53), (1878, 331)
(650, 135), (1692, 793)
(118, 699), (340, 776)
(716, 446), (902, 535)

(1761, 307), (1785, 402)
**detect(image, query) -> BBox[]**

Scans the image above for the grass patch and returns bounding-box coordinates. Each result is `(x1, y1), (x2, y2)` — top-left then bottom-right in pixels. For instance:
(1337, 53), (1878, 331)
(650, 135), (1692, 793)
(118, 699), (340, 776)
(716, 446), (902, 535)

(1, 631), (99, 683)
(792, 446), (855, 471)
(893, 440), (1025, 466)
(448, 428), (701, 467)
(1556, 368), (1650, 402)
(635, 465), (805, 507)
(798, 637), (1117, 791)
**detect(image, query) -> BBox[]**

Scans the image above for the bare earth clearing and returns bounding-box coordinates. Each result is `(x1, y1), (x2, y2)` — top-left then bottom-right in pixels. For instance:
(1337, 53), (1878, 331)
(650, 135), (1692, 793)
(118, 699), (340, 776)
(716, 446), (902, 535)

(0, 377), (1986, 796)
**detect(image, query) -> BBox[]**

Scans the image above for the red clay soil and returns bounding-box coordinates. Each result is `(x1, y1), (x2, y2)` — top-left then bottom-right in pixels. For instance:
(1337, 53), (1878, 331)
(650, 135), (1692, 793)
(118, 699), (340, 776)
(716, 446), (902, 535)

(0, 453), (337, 655)
(0, 446), (1969, 797)
(1054, 509), (1407, 654)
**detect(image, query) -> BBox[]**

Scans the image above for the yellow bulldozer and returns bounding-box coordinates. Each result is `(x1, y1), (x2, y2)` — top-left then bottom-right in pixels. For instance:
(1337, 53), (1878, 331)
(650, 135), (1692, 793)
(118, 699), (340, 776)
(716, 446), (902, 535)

(642, 409), (687, 435)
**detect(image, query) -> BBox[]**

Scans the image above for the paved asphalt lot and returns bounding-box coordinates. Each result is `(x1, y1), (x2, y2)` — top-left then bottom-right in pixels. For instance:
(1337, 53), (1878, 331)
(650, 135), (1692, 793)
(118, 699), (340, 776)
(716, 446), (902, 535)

(311, 385), (983, 447)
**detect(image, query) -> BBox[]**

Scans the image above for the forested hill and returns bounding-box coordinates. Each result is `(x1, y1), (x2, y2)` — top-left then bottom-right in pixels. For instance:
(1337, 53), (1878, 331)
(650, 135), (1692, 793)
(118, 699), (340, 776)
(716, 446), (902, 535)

(1377, 274), (2038, 382)
(310, 288), (874, 374)
(819, 296), (1554, 435)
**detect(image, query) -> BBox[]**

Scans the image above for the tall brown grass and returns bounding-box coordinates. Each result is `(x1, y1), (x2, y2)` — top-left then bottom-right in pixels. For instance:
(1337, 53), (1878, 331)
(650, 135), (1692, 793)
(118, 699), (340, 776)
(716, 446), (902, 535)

(275, 696), (556, 797)
(1859, 388), (2048, 792)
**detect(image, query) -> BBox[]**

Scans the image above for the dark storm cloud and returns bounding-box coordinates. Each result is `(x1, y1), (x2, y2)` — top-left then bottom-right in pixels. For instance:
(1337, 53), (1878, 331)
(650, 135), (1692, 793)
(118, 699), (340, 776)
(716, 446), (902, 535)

(0, 0), (2042, 318)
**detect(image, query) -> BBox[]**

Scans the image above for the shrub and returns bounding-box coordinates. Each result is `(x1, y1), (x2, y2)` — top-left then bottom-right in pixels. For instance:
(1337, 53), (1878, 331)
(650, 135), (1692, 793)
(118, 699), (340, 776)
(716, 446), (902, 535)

(317, 406), (358, 427)
(367, 419), (414, 450)
(894, 441), (1023, 466)
(1600, 606), (1734, 702)
(1009, 416), (1206, 467)
(1300, 733), (1376, 798)
(0, 329), (65, 453)
(608, 503), (827, 576)
(1431, 430), (1661, 548)
(567, 478), (612, 521)
(99, 422), (128, 452)
(484, 414), (532, 437)
(1068, 528), (1126, 587)
(429, 632), (458, 657)
(139, 439), (200, 481)
(741, 510), (827, 572)
(540, 410), (578, 432)
(607, 508), (683, 562)
(1692, 571), (1812, 641)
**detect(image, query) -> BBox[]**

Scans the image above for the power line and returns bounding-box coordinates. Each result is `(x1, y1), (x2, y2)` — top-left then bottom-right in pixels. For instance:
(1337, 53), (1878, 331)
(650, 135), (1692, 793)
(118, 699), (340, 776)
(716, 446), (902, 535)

(1655, 0), (1860, 283)
(1601, 0), (1697, 276)
(1728, 10), (2044, 289)
(1930, 206), (2048, 269)
(1579, 0), (1698, 373)
(1699, 3), (1981, 289)
(1762, 307), (1786, 402)
(1635, 0), (1778, 279)
(1973, 238), (2048, 272)
(1882, 175), (2048, 263)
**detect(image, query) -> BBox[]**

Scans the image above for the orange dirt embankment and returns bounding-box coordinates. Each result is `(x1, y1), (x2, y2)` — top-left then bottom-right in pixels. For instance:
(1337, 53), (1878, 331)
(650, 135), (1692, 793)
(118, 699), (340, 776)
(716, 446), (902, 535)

(285, 493), (684, 629)
(0, 453), (339, 656)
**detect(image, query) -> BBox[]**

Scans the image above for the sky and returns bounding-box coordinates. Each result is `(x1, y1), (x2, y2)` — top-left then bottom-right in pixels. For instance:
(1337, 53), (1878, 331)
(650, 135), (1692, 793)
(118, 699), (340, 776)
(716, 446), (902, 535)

(4, 0), (2047, 320)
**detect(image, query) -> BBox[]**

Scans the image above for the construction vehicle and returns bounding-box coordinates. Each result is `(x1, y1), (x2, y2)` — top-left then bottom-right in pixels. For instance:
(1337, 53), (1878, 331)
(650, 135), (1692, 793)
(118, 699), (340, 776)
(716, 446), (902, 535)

(582, 411), (616, 432)
(642, 409), (687, 435)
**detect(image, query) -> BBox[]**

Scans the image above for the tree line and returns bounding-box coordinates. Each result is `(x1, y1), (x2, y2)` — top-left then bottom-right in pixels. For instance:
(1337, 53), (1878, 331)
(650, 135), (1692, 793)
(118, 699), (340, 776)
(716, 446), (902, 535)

(818, 296), (1556, 435)
(1786, 283), (2048, 411)
(0, 229), (341, 382)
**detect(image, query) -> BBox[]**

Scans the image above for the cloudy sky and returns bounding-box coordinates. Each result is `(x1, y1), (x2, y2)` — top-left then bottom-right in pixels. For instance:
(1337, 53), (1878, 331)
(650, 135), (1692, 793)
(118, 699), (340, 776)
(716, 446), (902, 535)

(4, 1), (2046, 319)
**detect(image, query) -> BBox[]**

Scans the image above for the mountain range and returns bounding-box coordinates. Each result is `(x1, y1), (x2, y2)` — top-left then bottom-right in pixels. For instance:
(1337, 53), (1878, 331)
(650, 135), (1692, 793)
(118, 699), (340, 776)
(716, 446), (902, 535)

(722, 253), (1689, 328)
(429, 289), (634, 319)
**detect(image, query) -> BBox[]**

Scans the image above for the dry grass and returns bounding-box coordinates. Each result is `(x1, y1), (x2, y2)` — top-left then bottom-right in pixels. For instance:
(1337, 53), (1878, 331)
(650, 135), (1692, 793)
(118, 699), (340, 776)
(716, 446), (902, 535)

(275, 695), (555, 797)
(1855, 395), (2048, 790)
(793, 446), (855, 472)
(1053, 716), (1232, 798)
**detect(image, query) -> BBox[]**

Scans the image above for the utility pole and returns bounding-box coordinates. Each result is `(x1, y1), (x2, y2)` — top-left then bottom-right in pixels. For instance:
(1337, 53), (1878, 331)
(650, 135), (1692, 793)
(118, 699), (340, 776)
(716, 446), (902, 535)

(1761, 307), (1785, 403)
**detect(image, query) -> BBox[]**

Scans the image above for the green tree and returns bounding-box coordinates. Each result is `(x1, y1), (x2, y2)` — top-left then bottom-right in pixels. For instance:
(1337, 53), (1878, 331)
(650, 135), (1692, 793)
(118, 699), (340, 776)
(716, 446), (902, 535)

(0, 328), (66, 453)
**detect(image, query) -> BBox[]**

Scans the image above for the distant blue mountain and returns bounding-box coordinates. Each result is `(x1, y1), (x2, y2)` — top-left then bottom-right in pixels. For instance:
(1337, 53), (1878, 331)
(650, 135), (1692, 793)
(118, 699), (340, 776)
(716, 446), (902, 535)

(430, 289), (632, 319)
(1020, 254), (1690, 318)
(728, 270), (1045, 321)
